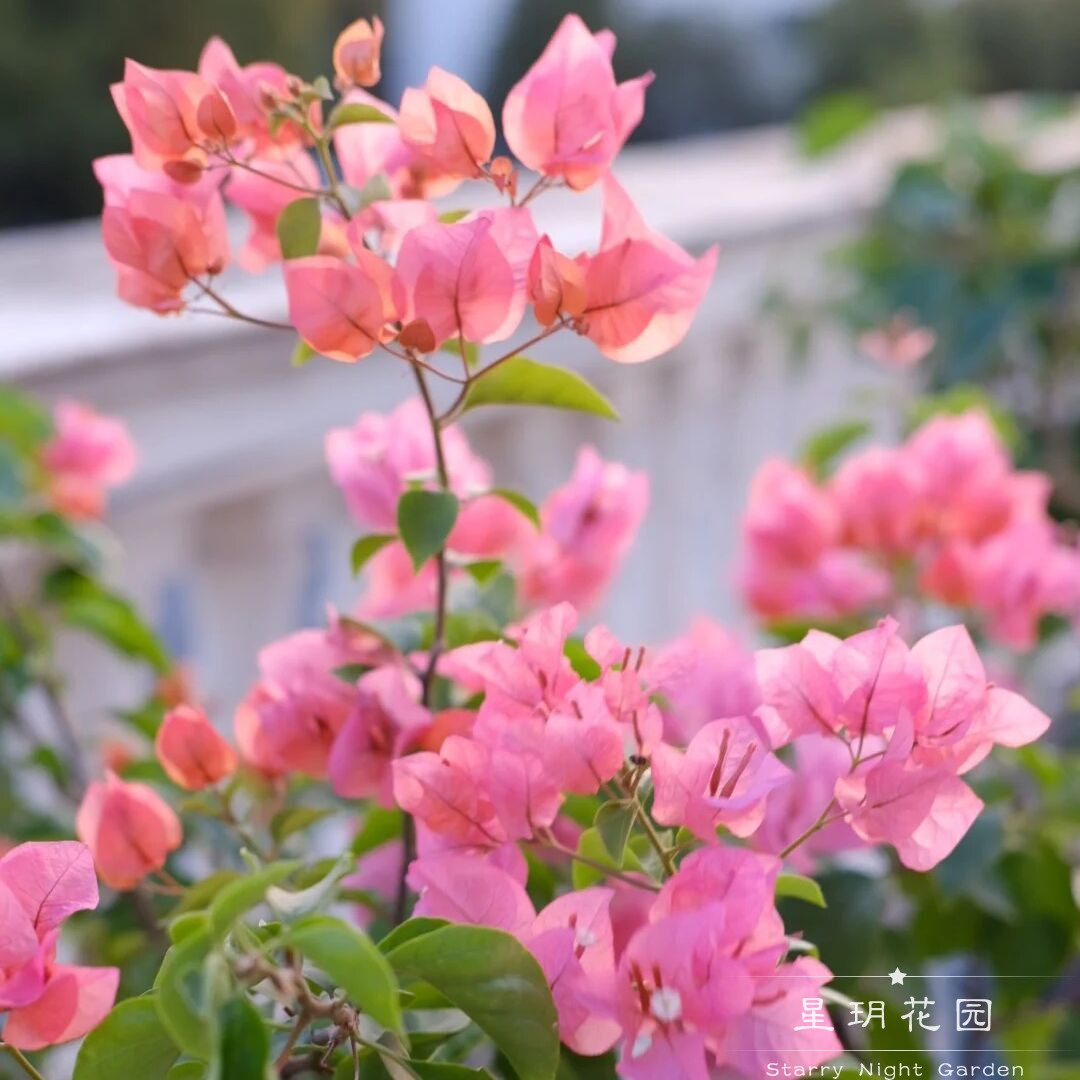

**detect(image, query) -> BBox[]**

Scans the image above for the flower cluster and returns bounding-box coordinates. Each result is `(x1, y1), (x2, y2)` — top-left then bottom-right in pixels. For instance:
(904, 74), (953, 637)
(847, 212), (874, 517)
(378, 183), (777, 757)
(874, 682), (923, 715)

(95, 15), (717, 370)
(740, 410), (1080, 646)
(39, 400), (136, 520)
(0, 842), (118, 1050)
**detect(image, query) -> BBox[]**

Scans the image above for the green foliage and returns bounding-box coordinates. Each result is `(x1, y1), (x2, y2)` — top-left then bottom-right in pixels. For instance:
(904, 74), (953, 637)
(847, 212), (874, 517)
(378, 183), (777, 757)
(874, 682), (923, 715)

(206, 860), (299, 938)
(776, 871), (828, 909)
(462, 358), (618, 421)
(211, 996), (270, 1080)
(74, 995), (181, 1080)
(328, 101), (394, 129)
(799, 419), (870, 479)
(351, 533), (396, 576)
(798, 92), (878, 156)
(154, 925), (214, 1059)
(594, 801), (636, 864)
(280, 915), (403, 1033)
(276, 197), (322, 259)
(488, 487), (541, 528)
(397, 489), (459, 570)
(387, 925), (560, 1080)
(42, 567), (170, 671)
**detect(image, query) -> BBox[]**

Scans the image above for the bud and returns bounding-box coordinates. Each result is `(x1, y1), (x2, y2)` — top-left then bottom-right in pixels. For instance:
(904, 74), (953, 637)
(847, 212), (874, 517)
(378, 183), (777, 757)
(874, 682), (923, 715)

(333, 17), (385, 89)
(155, 704), (238, 791)
(162, 158), (205, 185)
(75, 772), (182, 890)
(490, 156), (518, 200)
(398, 318), (437, 354)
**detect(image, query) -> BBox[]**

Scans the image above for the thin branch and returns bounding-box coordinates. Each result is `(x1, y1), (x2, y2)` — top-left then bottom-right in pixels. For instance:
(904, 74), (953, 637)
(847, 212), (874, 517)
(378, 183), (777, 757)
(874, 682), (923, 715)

(438, 322), (567, 425)
(778, 798), (842, 861)
(192, 280), (293, 332)
(1, 1043), (47, 1080)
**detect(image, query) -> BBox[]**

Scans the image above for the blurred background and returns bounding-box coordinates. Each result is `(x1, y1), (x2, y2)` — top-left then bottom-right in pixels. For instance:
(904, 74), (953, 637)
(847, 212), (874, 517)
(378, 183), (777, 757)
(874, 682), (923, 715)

(3, 4), (1080, 1077)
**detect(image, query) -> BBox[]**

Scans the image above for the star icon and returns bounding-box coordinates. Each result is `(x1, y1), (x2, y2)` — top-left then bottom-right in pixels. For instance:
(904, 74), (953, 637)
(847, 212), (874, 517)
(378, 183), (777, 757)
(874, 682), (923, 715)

(888, 968), (907, 986)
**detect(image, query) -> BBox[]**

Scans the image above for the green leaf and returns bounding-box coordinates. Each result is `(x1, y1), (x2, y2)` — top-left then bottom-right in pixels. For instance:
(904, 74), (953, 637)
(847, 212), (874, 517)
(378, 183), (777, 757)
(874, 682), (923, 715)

(328, 101), (394, 130)
(270, 806), (336, 844)
(167, 1065), (207, 1080)
(799, 92), (877, 157)
(281, 914), (403, 1034)
(0, 509), (98, 567)
(277, 197), (322, 259)
(571, 828), (645, 890)
(154, 929), (214, 1058)
(462, 358), (617, 420)
(378, 917), (448, 953)
(488, 487), (540, 528)
(207, 861), (299, 938)
(352, 534), (396, 576)
(438, 210), (470, 225)
(170, 871), (243, 918)
(212, 996), (269, 1080)
(464, 559), (502, 584)
(42, 569), (169, 672)
(776, 872), (827, 909)
(397, 490), (459, 571)
(0, 386), (50, 454)
(386, 925), (559, 1080)
(74, 995), (181, 1080)
(799, 420), (870, 480)
(351, 807), (404, 857)
(290, 339), (317, 367)
(594, 802), (636, 864)
(441, 339), (479, 369)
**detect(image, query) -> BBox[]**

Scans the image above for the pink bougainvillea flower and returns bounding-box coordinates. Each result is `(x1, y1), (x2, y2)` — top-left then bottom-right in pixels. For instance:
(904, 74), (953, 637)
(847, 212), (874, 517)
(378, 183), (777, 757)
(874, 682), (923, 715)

(392, 735), (505, 847)
(518, 446), (648, 613)
(224, 150), (321, 271)
(967, 520), (1080, 650)
(155, 704), (237, 790)
(616, 912), (755, 1080)
(233, 625), (376, 779)
(528, 235), (587, 327)
(715, 956), (842, 1078)
(40, 399), (137, 521)
(76, 773), (182, 890)
(393, 209), (538, 347)
(654, 618), (761, 745)
(354, 541), (440, 621)
(0, 842), (119, 1049)
(858, 314), (936, 368)
(328, 666), (430, 805)
(325, 397), (490, 531)
(352, 197), (439, 257)
(111, 59), (215, 173)
(526, 888), (621, 1055)
(285, 238), (397, 362)
(198, 37), (311, 150)
(742, 459), (839, 567)
(580, 175), (717, 363)
(399, 68), (495, 180)
(407, 851), (535, 937)
(903, 411), (1018, 544)
(835, 760), (983, 872)
(830, 446), (923, 556)
(332, 91), (431, 199)
(333, 17), (384, 90)
(503, 14), (653, 191)
(650, 847), (784, 954)
(651, 716), (791, 841)
(95, 153), (228, 312)
(909, 624), (1050, 773)
(751, 735), (861, 871)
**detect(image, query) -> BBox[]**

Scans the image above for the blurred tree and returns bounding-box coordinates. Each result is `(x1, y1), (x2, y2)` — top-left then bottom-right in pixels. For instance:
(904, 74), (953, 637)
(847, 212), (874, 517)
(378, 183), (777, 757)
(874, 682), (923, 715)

(0, 0), (380, 226)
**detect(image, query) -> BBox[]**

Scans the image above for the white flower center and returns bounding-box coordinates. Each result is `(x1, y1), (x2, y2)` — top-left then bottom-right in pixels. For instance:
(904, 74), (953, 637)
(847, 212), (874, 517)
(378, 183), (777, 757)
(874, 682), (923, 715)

(631, 1032), (652, 1059)
(575, 927), (598, 949)
(649, 987), (682, 1023)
